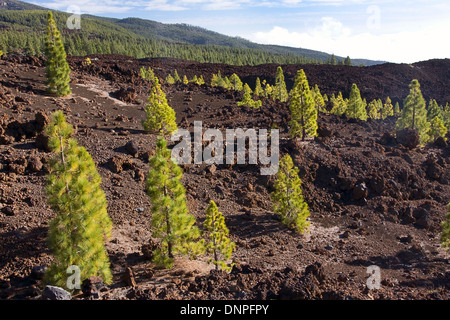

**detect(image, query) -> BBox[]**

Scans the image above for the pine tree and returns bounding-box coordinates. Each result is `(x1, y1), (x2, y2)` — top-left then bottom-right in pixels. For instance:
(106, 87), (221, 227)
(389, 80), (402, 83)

(396, 79), (430, 144)
(273, 66), (288, 102)
(203, 201), (235, 272)
(264, 83), (273, 99)
(173, 70), (181, 83)
(381, 97), (394, 120)
(441, 204), (450, 249)
(429, 116), (448, 142)
(165, 74), (175, 85)
(44, 111), (113, 288)
(142, 76), (178, 135)
(140, 66), (155, 80)
(427, 99), (443, 122)
(367, 99), (380, 119)
(229, 73), (243, 91)
(197, 75), (205, 86)
(271, 154), (310, 234)
(147, 137), (204, 268)
(346, 84), (367, 121)
(344, 56), (352, 66)
(443, 103), (450, 130)
(330, 54), (336, 65)
(289, 69), (317, 140)
(238, 83), (262, 108)
(45, 11), (71, 97)
(312, 84), (326, 114)
(394, 101), (401, 116)
(253, 77), (264, 97)
(330, 92), (347, 116)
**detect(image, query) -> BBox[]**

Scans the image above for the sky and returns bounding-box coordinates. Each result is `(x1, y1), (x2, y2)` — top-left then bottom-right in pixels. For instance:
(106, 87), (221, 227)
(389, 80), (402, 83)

(30, 0), (450, 63)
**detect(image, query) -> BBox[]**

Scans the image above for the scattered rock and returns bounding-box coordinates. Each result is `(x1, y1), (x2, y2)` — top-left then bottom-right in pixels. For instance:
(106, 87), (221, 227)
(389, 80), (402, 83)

(35, 133), (50, 152)
(108, 156), (124, 174)
(125, 140), (139, 157)
(352, 183), (368, 201)
(122, 267), (137, 287)
(1, 206), (15, 216)
(396, 128), (419, 149)
(27, 156), (43, 172)
(42, 285), (72, 300)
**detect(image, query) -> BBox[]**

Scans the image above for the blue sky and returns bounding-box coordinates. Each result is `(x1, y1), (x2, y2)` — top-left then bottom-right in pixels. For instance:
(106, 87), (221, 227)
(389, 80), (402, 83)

(30, 0), (450, 63)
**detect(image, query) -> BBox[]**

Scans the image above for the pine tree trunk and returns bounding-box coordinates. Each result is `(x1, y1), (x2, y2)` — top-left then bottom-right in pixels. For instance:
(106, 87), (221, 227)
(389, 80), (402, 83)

(164, 185), (173, 258)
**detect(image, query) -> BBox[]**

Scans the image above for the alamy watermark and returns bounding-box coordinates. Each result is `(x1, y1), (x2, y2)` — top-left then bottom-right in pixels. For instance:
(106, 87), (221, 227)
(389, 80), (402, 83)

(171, 121), (279, 176)
(66, 5), (81, 30)
(366, 265), (381, 290)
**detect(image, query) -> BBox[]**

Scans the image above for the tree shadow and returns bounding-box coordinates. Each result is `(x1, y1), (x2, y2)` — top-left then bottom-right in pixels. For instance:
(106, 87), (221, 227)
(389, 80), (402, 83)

(225, 211), (287, 239)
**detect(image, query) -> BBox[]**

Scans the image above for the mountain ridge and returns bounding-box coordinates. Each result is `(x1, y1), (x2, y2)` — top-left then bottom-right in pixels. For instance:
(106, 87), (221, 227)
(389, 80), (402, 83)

(1, 0), (386, 66)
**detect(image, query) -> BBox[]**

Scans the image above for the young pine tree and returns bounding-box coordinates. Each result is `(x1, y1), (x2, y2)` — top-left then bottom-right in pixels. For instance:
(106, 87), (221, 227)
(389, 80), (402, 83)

(441, 204), (450, 249)
(381, 97), (394, 120)
(229, 73), (244, 91)
(273, 66), (288, 102)
(173, 70), (181, 83)
(330, 92), (347, 116)
(142, 76), (178, 135)
(147, 137), (204, 268)
(271, 154), (310, 234)
(203, 201), (235, 272)
(394, 101), (401, 116)
(367, 99), (380, 120)
(312, 84), (327, 114)
(140, 66), (155, 80)
(429, 116), (448, 142)
(289, 69), (317, 140)
(165, 74), (175, 85)
(44, 111), (113, 288)
(346, 84), (367, 121)
(238, 83), (262, 108)
(254, 77), (264, 97)
(427, 99), (443, 122)
(396, 79), (430, 145)
(45, 11), (71, 97)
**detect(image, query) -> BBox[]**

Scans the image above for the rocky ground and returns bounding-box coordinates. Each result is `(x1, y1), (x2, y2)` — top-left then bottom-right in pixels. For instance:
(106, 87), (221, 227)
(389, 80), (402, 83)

(0, 54), (449, 300)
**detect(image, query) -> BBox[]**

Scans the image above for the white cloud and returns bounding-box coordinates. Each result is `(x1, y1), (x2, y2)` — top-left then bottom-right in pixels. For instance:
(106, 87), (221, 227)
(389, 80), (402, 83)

(251, 17), (450, 63)
(144, 0), (188, 11)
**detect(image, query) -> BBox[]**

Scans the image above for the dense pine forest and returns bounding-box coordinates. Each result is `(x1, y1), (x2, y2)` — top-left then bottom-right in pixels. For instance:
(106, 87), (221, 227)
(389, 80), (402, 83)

(0, 10), (357, 66)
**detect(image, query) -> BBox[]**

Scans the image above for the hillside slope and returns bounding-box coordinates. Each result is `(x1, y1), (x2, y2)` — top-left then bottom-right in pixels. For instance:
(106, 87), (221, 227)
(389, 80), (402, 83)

(0, 0), (384, 66)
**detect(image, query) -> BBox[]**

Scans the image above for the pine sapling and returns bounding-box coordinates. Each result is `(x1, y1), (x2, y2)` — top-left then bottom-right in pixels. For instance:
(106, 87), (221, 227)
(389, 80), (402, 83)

(45, 11), (71, 97)
(330, 92), (347, 116)
(289, 69), (317, 140)
(142, 76), (178, 135)
(273, 66), (288, 102)
(381, 97), (394, 120)
(44, 111), (113, 288)
(396, 79), (430, 144)
(147, 137), (204, 268)
(271, 154), (310, 234)
(203, 201), (235, 272)
(238, 83), (262, 108)
(346, 84), (367, 121)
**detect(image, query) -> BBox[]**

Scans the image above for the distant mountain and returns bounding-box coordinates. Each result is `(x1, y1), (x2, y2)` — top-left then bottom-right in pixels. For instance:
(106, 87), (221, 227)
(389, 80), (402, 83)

(90, 16), (385, 66)
(0, 0), (386, 66)
(0, 0), (45, 10)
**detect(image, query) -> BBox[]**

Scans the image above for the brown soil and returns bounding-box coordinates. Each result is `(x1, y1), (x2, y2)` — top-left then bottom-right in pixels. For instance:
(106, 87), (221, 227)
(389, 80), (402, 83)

(0, 54), (449, 300)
